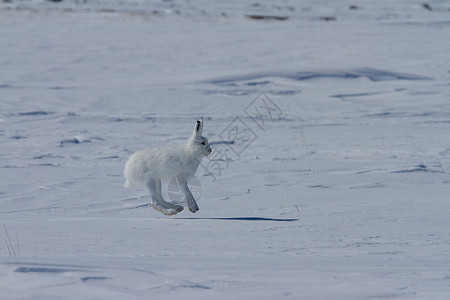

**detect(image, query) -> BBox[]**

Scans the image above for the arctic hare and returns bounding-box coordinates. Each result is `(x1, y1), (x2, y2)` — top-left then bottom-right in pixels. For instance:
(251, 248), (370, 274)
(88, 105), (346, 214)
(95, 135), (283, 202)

(124, 118), (212, 215)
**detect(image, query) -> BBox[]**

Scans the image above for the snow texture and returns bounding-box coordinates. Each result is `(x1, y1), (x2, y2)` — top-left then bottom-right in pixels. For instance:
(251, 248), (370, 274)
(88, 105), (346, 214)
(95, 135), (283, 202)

(1, 0), (450, 299)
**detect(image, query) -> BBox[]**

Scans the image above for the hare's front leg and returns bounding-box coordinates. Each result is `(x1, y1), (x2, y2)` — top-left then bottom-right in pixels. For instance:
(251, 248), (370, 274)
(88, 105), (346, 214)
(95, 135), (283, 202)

(180, 181), (199, 213)
(147, 179), (182, 216)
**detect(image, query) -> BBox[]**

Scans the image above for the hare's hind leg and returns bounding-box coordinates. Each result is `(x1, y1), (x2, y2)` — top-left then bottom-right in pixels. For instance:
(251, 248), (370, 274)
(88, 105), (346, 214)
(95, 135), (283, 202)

(147, 179), (182, 216)
(155, 179), (184, 213)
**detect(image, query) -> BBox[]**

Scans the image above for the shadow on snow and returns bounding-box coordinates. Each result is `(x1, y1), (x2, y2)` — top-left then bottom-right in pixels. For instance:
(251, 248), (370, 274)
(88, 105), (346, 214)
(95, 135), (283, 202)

(175, 217), (298, 222)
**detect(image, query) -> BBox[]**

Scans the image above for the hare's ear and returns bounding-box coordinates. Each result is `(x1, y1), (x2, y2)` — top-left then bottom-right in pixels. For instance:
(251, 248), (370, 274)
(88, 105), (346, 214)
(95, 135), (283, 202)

(193, 118), (203, 138)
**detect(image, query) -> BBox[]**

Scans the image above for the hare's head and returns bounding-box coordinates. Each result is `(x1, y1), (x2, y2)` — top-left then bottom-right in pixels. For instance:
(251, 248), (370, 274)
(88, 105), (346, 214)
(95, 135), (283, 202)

(188, 118), (212, 157)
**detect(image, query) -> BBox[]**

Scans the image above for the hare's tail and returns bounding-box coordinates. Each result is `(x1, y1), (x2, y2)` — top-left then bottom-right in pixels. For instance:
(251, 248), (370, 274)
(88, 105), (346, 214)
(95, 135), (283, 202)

(124, 180), (134, 188)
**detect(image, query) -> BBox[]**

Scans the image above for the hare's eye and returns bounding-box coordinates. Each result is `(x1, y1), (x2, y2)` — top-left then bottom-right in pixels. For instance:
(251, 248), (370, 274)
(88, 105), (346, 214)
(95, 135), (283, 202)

(201, 142), (206, 145)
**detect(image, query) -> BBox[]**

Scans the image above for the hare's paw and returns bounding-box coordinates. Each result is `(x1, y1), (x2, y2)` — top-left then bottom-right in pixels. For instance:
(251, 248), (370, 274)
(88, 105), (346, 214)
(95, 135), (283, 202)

(163, 201), (184, 211)
(152, 203), (184, 216)
(172, 204), (185, 213)
(188, 202), (199, 213)
(185, 195), (199, 213)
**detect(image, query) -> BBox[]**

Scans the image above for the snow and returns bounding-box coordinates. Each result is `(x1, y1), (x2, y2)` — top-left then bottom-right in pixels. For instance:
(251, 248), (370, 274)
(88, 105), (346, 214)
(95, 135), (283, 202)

(1, 0), (450, 299)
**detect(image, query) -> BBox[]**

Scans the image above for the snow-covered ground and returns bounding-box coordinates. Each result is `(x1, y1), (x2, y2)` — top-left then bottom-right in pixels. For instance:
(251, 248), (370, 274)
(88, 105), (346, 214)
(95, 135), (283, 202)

(1, 1), (450, 299)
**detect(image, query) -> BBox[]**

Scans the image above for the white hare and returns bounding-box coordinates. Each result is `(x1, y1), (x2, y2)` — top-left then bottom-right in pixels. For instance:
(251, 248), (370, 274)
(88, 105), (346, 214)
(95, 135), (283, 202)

(124, 118), (212, 215)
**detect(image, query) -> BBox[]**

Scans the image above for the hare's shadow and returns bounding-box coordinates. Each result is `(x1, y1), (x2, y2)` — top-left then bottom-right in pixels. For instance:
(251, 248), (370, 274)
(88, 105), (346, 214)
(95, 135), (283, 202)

(175, 217), (298, 222)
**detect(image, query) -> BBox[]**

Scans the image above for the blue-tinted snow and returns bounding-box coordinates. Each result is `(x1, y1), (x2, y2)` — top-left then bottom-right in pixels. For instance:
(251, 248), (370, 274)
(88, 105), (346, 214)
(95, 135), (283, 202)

(1, 1), (450, 299)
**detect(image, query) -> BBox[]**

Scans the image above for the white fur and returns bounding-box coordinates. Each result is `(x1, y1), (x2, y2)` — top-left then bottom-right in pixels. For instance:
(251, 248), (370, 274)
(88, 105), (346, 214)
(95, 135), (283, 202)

(124, 118), (211, 215)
